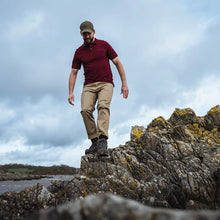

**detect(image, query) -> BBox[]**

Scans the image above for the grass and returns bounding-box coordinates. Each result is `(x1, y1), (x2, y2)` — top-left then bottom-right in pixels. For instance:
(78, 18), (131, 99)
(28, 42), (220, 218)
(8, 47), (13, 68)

(7, 168), (33, 174)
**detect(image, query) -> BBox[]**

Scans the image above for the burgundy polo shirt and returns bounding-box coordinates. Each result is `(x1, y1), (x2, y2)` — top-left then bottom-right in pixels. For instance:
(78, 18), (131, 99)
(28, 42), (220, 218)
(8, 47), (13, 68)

(72, 39), (118, 85)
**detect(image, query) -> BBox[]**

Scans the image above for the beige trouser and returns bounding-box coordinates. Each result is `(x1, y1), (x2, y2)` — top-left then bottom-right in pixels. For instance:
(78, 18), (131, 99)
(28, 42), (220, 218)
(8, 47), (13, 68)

(81, 82), (113, 140)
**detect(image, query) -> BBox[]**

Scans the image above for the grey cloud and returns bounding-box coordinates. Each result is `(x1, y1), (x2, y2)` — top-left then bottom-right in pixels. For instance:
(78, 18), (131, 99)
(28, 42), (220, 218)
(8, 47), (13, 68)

(0, 97), (86, 147)
(4, 147), (61, 165)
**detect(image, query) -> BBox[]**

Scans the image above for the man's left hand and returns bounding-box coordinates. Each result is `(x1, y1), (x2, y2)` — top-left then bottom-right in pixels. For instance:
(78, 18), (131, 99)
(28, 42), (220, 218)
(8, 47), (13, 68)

(121, 85), (129, 99)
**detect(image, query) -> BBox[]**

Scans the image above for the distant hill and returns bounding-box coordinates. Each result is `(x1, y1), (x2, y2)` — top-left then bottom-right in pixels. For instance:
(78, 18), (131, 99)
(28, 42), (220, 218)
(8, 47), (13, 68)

(0, 164), (79, 177)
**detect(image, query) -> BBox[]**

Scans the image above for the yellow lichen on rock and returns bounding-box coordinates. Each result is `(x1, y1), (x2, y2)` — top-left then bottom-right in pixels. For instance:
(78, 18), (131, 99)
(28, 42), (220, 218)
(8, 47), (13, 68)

(175, 108), (193, 115)
(133, 127), (143, 137)
(208, 105), (220, 114)
(155, 117), (167, 126)
(130, 126), (145, 141)
(82, 190), (88, 196)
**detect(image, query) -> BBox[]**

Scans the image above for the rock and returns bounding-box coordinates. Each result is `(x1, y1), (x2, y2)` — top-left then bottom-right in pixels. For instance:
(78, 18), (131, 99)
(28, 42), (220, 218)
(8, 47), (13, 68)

(214, 168), (220, 205)
(168, 107), (197, 126)
(0, 184), (55, 219)
(205, 105), (220, 130)
(26, 193), (220, 220)
(0, 106), (220, 219)
(130, 125), (145, 141)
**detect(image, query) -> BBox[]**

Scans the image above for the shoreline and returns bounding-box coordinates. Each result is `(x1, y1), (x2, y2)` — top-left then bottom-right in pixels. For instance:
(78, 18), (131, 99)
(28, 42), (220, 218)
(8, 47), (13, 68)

(0, 173), (52, 181)
(0, 174), (76, 195)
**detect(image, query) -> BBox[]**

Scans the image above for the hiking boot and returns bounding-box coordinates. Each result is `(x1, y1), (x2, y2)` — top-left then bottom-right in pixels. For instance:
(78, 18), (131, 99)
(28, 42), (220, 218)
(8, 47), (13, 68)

(97, 138), (108, 156)
(85, 138), (98, 155)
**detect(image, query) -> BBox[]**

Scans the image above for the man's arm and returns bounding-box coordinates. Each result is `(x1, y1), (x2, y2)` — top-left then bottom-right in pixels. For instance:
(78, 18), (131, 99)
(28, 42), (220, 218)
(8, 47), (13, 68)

(112, 57), (129, 99)
(68, 68), (79, 105)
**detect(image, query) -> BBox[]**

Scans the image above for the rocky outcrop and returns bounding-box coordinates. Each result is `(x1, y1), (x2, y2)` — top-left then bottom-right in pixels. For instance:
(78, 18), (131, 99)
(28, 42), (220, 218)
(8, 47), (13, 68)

(0, 164), (79, 181)
(0, 105), (219, 219)
(26, 193), (220, 220)
(0, 184), (55, 219)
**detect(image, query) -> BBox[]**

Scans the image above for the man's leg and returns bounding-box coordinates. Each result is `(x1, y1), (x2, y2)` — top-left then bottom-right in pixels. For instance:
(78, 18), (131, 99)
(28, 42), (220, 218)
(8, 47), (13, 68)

(81, 84), (98, 155)
(97, 83), (113, 137)
(96, 83), (113, 156)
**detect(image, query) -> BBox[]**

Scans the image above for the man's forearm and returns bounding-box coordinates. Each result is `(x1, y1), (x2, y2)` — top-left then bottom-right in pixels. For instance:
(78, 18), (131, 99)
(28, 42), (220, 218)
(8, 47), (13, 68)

(69, 69), (78, 94)
(112, 57), (129, 98)
(115, 59), (127, 85)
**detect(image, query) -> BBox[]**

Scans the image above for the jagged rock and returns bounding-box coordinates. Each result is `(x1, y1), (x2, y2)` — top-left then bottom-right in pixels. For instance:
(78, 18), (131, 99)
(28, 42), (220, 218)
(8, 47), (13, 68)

(26, 193), (220, 220)
(130, 125), (145, 141)
(0, 184), (55, 219)
(168, 107), (197, 126)
(0, 106), (219, 219)
(205, 105), (220, 130)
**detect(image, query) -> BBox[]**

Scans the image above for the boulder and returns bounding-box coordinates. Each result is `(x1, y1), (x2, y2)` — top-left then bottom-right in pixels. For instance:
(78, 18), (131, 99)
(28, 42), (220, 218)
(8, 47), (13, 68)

(205, 105), (220, 130)
(26, 193), (220, 220)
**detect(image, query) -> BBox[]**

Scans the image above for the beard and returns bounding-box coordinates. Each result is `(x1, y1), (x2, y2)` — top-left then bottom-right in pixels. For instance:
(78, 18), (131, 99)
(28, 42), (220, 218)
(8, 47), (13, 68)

(84, 36), (94, 45)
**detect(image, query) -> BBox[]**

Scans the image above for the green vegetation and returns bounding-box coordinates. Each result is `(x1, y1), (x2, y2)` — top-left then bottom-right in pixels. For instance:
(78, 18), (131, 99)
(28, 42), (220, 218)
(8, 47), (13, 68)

(7, 168), (33, 174)
(0, 164), (79, 175)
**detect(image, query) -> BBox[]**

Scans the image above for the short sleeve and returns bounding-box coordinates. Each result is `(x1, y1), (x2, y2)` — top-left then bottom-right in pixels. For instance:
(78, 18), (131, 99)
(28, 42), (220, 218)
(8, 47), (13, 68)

(106, 42), (118, 60)
(71, 50), (81, 69)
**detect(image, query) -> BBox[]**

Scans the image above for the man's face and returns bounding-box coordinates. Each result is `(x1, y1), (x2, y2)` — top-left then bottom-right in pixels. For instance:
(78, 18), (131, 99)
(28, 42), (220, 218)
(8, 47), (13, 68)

(81, 31), (95, 45)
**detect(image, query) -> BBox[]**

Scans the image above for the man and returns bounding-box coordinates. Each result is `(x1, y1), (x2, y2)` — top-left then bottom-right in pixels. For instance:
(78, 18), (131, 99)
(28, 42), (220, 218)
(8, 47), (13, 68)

(68, 21), (129, 157)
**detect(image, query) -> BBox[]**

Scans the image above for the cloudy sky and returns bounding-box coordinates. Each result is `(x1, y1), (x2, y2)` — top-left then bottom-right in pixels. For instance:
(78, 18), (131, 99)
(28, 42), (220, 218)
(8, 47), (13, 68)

(0, 0), (219, 167)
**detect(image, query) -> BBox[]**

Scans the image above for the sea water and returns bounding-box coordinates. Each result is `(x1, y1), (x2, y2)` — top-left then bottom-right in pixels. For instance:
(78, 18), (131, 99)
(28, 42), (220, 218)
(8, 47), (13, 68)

(0, 175), (75, 194)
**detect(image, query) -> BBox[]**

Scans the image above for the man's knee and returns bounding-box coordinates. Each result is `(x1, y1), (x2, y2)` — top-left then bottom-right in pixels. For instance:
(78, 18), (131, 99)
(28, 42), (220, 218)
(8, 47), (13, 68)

(97, 102), (110, 111)
(81, 108), (94, 116)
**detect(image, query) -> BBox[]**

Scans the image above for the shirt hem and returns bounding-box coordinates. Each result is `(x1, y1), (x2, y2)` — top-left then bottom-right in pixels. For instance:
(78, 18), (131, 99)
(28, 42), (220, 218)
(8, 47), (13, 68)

(84, 80), (114, 87)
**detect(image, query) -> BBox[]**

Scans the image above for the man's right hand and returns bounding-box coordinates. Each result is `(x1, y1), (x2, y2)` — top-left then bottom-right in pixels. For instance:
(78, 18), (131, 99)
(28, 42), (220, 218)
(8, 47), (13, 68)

(68, 94), (75, 105)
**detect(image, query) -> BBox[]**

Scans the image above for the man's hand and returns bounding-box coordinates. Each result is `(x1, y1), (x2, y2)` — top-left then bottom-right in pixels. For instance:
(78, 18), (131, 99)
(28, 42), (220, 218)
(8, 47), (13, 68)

(121, 84), (129, 99)
(68, 94), (75, 105)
